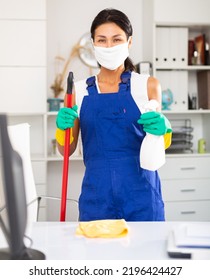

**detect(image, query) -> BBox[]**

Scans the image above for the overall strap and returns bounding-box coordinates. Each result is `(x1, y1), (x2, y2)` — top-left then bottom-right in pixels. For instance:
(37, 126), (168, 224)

(119, 71), (131, 93)
(86, 71), (131, 95)
(86, 76), (98, 96)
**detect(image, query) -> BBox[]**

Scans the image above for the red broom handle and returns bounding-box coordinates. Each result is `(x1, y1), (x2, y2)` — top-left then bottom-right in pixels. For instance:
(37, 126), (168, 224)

(60, 72), (74, 221)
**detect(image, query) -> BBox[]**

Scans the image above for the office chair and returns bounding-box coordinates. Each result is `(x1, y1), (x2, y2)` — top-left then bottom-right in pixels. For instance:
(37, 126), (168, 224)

(8, 122), (79, 223)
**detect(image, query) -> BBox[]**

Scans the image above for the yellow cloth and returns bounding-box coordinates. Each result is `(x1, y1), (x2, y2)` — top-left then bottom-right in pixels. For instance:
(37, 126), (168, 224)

(76, 219), (129, 238)
(55, 128), (74, 146)
(164, 132), (172, 150)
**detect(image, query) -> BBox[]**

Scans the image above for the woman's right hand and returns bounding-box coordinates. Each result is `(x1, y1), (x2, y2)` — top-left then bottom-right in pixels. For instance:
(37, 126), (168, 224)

(56, 105), (78, 130)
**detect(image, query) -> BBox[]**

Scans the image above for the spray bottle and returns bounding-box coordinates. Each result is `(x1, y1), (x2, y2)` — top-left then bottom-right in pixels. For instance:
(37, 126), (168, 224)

(140, 99), (165, 171)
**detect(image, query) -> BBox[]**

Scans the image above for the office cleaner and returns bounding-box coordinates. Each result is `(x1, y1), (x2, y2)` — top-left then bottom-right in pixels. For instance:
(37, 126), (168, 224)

(140, 100), (165, 171)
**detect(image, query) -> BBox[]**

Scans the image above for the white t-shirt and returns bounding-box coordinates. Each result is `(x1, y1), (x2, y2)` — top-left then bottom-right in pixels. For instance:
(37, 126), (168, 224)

(75, 71), (149, 115)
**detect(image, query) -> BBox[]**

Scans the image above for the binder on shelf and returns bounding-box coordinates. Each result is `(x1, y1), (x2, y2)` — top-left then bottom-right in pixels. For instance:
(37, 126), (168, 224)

(205, 41), (210, 65)
(170, 27), (188, 67)
(188, 40), (195, 65)
(156, 27), (170, 67)
(155, 27), (188, 68)
(195, 34), (205, 65)
(197, 70), (210, 109)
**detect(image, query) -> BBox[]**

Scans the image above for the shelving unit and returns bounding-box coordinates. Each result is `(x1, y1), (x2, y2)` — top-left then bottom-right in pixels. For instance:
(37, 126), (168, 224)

(0, 0), (49, 220)
(6, 112), (83, 221)
(153, 22), (210, 221)
(154, 23), (210, 152)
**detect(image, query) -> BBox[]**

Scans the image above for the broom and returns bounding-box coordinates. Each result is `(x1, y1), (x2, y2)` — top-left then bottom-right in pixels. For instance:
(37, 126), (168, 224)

(60, 71), (74, 221)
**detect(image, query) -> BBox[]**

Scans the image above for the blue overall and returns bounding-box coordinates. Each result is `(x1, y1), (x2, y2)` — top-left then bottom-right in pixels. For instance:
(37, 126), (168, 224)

(79, 71), (165, 221)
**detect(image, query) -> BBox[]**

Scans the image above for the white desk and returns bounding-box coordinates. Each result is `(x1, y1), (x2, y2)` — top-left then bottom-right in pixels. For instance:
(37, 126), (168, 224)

(25, 222), (210, 259)
(1, 221), (210, 260)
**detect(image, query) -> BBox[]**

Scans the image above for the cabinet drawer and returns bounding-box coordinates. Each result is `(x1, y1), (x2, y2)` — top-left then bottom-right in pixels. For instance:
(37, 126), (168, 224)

(31, 161), (46, 184)
(159, 157), (210, 179)
(162, 178), (210, 201)
(165, 201), (210, 221)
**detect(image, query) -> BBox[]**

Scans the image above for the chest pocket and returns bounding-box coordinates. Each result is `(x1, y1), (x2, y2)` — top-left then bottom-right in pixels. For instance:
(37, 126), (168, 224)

(95, 97), (129, 156)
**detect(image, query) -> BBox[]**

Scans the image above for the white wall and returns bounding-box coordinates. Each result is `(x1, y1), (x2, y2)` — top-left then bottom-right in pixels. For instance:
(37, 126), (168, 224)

(47, 0), (143, 98)
(0, 0), (46, 113)
(154, 0), (210, 24)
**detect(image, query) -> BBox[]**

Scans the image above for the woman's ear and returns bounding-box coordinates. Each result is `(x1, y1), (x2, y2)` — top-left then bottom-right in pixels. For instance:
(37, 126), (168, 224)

(128, 36), (132, 48)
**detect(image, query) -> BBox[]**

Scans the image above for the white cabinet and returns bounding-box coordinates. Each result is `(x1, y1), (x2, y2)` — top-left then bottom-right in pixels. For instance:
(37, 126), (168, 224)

(159, 156), (210, 180)
(154, 0), (210, 24)
(154, 24), (210, 221)
(6, 114), (47, 221)
(0, 0), (46, 19)
(0, 68), (47, 113)
(164, 201), (210, 221)
(159, 156), (210, 221)
(0, 0), (48, 220)
(6, 113), (83, 221)
(0, 0), (47, 114)
(154, 24), (210, 153)
(0, 21), (46, 66)
(154, 23), (210, 220)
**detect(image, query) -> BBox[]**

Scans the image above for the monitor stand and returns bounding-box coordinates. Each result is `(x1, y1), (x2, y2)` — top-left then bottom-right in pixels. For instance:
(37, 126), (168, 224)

(0, 247), (46, 260)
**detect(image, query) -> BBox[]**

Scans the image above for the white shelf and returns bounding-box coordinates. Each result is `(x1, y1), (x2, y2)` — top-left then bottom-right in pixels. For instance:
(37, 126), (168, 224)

(157, 66), (210, 71)
(155, 22), (210, 28)
(6, 112), (46, 117)
(31, 155), (45, 161)
(166, 153), (210, 158)
(163, 109), (210, 114)
(47, 155), (83, 161)
(47, 111), (58, 116)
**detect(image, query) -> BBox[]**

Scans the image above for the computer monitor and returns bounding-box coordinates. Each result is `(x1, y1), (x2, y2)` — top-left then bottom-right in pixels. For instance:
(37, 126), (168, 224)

(0, 114), (45, 260)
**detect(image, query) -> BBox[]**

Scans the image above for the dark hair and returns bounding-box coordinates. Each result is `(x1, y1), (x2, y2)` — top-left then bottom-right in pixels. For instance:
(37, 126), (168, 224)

(90, 8), (136, 72)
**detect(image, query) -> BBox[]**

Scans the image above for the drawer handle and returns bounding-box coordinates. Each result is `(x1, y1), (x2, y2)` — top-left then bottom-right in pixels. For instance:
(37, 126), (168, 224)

(180, 167), (196, 171)
(181, 211), (196, 215)
(181, 189), (195, 192)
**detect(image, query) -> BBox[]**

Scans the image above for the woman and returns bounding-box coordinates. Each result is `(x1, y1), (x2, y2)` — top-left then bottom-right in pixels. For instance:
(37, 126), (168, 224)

(55, 8), (172, 221)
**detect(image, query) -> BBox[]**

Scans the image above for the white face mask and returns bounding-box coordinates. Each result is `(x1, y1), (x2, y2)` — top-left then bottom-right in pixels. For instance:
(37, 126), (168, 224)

(93, 41), (130, 70)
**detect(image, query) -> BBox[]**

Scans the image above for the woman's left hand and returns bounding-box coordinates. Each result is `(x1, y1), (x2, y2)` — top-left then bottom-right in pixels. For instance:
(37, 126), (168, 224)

(137, 111), (172, 135)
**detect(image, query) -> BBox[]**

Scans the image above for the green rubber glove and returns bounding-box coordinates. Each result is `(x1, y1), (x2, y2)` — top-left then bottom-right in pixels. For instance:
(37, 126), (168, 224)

(137, 111), (172, 136)
(56, 105), (78, 130)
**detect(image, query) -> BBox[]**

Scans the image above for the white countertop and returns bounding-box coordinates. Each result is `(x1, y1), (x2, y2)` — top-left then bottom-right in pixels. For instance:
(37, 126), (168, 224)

(1, 221), (210, 260)
(24, 221), (210, 260)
